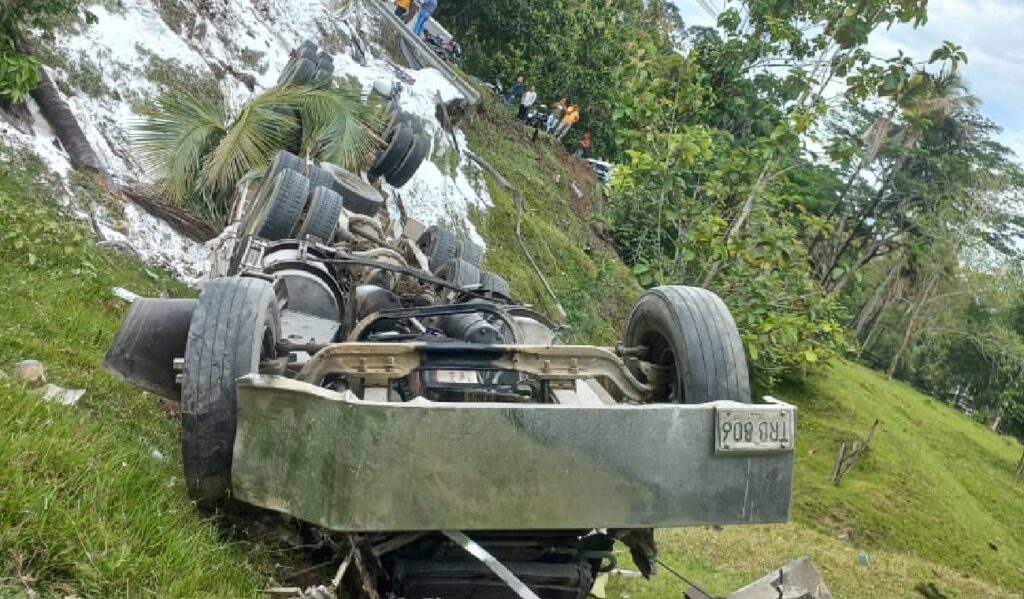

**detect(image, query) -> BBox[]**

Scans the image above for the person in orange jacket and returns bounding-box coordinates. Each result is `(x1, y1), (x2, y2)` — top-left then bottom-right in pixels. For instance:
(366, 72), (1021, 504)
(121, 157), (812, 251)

(555, 104), (579, 140)
(394, 0), (412, 17)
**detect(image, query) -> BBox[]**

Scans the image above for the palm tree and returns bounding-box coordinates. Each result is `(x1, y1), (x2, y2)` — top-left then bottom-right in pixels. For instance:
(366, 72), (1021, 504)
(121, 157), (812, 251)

(134, 83), (387, 225)
(819, 68), (980, 289)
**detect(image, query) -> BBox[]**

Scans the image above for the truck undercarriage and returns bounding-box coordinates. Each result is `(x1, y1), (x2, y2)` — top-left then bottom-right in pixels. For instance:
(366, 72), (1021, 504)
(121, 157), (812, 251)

(104, 40), (795, 599)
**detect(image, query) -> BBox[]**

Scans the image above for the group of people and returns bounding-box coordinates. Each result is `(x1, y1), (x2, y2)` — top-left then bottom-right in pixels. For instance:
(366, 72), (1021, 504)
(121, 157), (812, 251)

(393, 0), (438, 37)
(505, 75), (582, 143)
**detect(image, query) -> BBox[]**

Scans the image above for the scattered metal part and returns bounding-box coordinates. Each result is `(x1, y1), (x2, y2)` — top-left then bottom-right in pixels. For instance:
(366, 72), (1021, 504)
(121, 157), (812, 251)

(112, 286), (140, 303)
(442, 531), (542, 599)
(371, 532), (427, 557)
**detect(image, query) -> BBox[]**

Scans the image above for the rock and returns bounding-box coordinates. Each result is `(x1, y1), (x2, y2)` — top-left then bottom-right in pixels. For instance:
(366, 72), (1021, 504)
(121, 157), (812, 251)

(15, 360), (46, 387)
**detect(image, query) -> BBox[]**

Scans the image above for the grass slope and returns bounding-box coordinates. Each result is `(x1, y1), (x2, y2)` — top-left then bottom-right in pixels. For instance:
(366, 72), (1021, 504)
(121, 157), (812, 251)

(464, 104), (1024, 597)
(4, 101), (1024, 599)
(0, 152), (278, 597)
(464, 97), (642, 345)
(613, 361), (1024, 598)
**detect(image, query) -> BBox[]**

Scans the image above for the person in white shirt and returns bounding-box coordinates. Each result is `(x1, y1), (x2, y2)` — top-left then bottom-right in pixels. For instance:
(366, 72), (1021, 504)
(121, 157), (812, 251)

(517, 85), (537, 121)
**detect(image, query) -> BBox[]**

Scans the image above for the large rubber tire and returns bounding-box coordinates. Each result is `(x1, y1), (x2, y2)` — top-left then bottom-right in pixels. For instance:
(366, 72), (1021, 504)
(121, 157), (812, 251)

(282, 57), (317, 86)
(419, 225), (458, 273)
(256, 169), (311, 240)
(385, 133), (430, 188)
(624, 286), (750, 404)
(368, 123), (414, 180)
(307, 164), (336, 190)
(316, 52), (334, 72)
(266, 149), (304, 183)
(181, 277), (280, 508)
(479, 271), (512, 300)
(394, 110), (426, 134)
(323, 164), (385, 216)
(299, 186), (343, 242)
(240, 151), (303, 235)
(439, 258), (481, 289)
(278, 46), (318, 85)
(456, 240), (484, 267)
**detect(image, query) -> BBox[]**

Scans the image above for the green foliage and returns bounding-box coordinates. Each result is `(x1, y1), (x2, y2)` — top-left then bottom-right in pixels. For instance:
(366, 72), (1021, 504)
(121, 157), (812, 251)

(465, 97), (642, 344)
(0, 147), (292, 596)
(0, 0), (92, 102)
(440, 0), (681, 155)
(134, 83), (386, 225)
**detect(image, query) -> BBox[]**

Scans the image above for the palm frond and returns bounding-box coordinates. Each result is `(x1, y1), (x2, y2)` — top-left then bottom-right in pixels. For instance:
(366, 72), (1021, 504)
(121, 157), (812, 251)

(204, 85), (302, 195)
(133, 92), (227, 203)
(292, 84), (389, 170)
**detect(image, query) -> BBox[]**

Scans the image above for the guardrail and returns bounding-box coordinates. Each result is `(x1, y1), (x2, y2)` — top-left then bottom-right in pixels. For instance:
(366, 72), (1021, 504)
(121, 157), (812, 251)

(367, 0), (480, 104)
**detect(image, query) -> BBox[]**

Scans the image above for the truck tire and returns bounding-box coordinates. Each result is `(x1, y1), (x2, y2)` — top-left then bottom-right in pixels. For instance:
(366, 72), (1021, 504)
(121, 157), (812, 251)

(368, 123), (414, 180)
(307, 164), (336, 189)
(323, 164), (385, 216)
(440, 258), (480, 289)
(624, 286), (750, 404)
(181, 277), (281, 509)
(419, 225), (458, 273)
(299, 186), (343, 242)
(282, 57), (317, 86)
(479, 271), (512, 300)
(456, 239), (484, 267)
(266, 149), (304, 182)
(256, 169), (311, 240)
(385, 133), (430, 188)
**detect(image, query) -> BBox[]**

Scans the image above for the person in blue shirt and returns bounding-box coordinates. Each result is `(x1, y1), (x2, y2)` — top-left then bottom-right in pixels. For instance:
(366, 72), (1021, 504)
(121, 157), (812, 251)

(505, 75), (524, 109)
(413, 0), (438, 37)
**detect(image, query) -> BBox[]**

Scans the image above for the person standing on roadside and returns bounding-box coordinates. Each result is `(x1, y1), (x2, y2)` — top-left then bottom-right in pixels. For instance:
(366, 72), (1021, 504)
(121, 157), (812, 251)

(413, 0), (438, 37)
(394, 0), (412, 18)
(546, 97), (566, 134)
(576, 132), (591, 157)
(505, 75), (525, 108)
(518, 85), (537, 121)
(555, 104), (579, 140)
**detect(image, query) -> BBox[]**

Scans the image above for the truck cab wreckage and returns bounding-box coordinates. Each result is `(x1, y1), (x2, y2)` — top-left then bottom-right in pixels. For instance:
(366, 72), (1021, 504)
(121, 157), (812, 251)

(105, 41), (797, 599)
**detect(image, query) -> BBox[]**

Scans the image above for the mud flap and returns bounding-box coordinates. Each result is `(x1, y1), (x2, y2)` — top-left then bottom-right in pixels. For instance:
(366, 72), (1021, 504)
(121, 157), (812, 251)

(103, 298), (196, 401)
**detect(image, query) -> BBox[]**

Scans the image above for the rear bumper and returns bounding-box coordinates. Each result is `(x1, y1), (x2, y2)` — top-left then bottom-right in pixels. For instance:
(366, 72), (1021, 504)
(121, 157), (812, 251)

(231, 375), (795, 532)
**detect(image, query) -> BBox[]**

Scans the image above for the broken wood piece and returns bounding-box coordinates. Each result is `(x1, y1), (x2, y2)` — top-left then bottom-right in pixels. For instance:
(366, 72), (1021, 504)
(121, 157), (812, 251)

(831, 420), (879, 483)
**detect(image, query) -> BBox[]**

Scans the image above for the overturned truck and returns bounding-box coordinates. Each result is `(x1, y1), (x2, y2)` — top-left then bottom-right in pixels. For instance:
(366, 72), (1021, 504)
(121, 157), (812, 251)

(105, 41), (796, 599)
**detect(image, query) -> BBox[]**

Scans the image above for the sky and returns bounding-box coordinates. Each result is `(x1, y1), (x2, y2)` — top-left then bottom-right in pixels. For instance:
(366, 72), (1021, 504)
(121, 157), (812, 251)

(671, 0), (1024, 160)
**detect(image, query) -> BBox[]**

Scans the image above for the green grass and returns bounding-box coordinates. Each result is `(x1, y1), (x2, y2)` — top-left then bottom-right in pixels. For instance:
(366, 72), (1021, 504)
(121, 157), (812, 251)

(465, 97), (642, 345)
(0, 151), (279, 597)
(5, 98), (1024, 599)
(612, 360), (1024, 598)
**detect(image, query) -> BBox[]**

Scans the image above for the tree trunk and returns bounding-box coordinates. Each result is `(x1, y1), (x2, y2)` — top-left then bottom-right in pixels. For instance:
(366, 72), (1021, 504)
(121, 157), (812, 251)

(852, 261), (900, 338)
(887, 273), (939, 378)
(701, 162), (772, 287)
(15, 35), (106, 174)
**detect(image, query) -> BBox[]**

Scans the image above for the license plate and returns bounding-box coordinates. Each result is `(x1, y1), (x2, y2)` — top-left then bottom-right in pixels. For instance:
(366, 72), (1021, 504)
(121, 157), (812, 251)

(433, 369), (480, 384)
(715, 406), (795, 453)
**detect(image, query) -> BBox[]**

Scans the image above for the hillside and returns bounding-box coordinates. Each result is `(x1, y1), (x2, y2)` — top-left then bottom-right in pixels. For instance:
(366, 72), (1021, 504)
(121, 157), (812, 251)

(5, 95), (1024, 597)
(612, 360), (1024, 598)
(3, 2), (1024, 597)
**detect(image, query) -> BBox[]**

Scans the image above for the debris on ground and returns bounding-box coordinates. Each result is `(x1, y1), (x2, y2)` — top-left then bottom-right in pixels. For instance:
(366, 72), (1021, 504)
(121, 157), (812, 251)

(112, 287), (140, 303)
(41, 383), (86, 406)
(725, 557), (833, 599)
